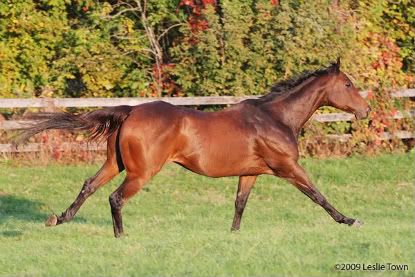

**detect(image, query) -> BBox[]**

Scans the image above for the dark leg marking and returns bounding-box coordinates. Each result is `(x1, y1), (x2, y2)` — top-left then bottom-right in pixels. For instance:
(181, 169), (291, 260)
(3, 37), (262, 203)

(231, 175), (257, 231)
(109, 191), (124, 237)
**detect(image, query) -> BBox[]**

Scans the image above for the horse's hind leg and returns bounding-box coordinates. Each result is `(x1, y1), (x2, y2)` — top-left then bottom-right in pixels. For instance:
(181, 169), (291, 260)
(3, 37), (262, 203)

(46, 159), (120, 226)
(109, 151), (162, 237)
(46, 133), (122, 226)
(108, 174), (152, 237)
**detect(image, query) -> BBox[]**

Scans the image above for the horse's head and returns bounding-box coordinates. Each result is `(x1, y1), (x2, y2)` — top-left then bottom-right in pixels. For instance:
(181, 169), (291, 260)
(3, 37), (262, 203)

(325, 59), (370, 119)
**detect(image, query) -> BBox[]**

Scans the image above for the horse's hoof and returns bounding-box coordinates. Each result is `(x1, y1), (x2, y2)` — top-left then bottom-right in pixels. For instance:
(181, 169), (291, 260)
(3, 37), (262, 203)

(45, 214), (58, 227)
(351, 219), (363, 228)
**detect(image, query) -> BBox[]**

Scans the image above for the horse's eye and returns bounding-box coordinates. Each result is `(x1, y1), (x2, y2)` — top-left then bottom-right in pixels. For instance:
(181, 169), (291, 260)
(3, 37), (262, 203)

(345, 82), (351, 88)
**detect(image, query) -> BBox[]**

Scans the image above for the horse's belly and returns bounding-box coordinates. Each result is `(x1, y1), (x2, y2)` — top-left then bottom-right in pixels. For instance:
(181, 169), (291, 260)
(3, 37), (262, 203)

(172, 152), (272, 177)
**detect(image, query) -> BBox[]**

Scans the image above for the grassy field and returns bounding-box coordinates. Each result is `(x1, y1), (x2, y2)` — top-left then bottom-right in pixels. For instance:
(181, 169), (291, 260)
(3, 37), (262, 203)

(0, 153), (413, 276)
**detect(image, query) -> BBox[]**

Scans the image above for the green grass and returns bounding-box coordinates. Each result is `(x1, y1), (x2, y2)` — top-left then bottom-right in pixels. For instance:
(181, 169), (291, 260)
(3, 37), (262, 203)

(0, 153), (413, 276)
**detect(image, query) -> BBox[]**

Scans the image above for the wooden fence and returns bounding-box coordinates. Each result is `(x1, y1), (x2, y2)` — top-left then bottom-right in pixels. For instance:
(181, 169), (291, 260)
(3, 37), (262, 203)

(1, 89), (414, 153)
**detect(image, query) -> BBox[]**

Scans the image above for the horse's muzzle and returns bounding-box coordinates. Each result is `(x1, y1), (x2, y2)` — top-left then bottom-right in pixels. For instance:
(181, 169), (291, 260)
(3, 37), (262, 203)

(355, 107), (371, 120)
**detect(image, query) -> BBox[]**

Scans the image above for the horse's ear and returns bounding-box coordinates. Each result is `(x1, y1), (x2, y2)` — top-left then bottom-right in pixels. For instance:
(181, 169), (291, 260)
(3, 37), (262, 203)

(330, 57), (341, 74)
(336, 57), (341, 69)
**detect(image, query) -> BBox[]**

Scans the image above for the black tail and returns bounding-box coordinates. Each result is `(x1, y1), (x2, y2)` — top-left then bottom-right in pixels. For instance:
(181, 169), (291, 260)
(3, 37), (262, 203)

(17, 105), (133, 143)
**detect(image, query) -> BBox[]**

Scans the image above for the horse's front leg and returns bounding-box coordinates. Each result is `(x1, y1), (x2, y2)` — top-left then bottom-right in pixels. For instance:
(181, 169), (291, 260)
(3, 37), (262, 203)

(231, 175), (257, 231)
(274, 160), (362, 226)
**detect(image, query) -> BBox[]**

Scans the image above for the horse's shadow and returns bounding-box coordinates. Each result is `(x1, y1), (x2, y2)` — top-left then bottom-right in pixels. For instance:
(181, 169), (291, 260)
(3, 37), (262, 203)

(0, 194), (87, 237)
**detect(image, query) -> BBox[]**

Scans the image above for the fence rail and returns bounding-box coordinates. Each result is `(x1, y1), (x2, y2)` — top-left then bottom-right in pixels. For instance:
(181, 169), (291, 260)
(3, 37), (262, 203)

(0, 89), (414, 108)
(1, 90), (414, 153)
(0, 142), (105, 153)
(0, 96), (251, 108)
(1, 109), (414, 131)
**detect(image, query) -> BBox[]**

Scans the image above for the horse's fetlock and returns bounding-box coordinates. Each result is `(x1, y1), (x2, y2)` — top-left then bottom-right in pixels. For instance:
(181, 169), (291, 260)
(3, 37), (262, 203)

(334, 215), (345, 223)
(57, 212), (69, 223)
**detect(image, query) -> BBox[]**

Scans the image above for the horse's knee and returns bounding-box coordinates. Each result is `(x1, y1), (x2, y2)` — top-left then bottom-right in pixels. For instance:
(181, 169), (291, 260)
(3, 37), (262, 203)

(81, 178), (96, 195)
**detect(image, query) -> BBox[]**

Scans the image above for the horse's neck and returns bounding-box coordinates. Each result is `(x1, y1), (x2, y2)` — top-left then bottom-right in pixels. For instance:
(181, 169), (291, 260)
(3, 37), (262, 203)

(264, 77), (328, 136)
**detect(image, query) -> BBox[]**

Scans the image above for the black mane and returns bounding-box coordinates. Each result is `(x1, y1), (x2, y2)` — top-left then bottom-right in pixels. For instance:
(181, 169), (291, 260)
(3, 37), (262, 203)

(258, 63), (338, 102)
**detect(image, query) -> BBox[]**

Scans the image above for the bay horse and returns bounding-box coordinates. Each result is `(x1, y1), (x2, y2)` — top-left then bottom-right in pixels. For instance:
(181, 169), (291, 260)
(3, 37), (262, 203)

(19, 59), (370, 237)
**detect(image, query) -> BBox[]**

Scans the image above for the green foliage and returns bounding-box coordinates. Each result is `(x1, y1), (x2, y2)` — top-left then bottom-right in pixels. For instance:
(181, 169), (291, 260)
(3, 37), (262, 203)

(171, 0), (356, 96)
(0, 0), (412, 98)
(0, 0), (69, 97)
(170, 5), (225, 96)
(378, 0), (415, 72)
(0, 0), (183, 98)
